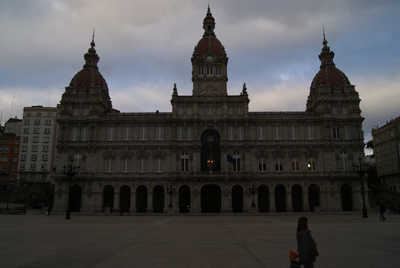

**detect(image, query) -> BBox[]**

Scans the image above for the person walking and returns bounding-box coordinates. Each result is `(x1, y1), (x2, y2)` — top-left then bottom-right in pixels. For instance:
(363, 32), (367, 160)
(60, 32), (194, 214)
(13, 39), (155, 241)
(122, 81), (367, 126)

(379, 204), (386, 221)
(296, 217), (317, 268)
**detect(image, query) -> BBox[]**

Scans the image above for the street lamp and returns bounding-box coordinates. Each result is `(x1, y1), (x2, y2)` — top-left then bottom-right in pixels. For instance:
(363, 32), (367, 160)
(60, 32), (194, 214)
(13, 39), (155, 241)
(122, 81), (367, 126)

(207, 135), (214, 175)
(249, 185), (257, 208)
(167, 185), (175, 208)
(352, 157), (368, 218)
(63, 160), (80, 219)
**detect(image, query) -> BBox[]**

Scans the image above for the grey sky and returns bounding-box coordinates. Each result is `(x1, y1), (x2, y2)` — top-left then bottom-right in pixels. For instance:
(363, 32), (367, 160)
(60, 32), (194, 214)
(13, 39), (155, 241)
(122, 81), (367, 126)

(1, 0), (399, 150)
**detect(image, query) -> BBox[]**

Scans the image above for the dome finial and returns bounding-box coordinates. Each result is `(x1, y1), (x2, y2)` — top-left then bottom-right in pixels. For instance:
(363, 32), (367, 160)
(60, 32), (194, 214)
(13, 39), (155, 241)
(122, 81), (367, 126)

(322, 25), (327, 46)
(91, 27), (95, 48)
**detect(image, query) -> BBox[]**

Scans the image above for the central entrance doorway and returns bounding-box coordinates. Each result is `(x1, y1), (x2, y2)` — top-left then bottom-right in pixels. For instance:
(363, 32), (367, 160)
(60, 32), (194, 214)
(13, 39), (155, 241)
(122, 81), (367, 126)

(201, 184), (221, 213)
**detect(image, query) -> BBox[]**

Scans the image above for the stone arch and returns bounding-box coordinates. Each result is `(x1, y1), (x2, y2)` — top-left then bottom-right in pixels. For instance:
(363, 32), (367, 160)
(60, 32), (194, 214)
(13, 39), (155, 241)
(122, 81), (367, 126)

(232, 184), (243, 213)
(308, 184), (320, 212)
(291, 184), (303, 212)
(153, 185), (165, 213)
(179, 185), (191, 213)
(103, 185), (114, 212)
(275, 184), (286, 212)
(258, 184), (270, 212)
(136, 185), (148, 213)
(341, 184), (353, 211)
(119, 185), (131, 213)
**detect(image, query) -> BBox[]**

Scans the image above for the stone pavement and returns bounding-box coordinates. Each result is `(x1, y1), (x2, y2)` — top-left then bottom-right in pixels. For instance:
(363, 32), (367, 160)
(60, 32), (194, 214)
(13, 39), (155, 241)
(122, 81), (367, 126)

(1, 210), (399, 268)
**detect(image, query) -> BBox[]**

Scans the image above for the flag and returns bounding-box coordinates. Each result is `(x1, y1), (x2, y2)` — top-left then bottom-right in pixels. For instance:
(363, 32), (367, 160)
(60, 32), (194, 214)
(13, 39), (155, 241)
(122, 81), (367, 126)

(227, 154), (236, 164)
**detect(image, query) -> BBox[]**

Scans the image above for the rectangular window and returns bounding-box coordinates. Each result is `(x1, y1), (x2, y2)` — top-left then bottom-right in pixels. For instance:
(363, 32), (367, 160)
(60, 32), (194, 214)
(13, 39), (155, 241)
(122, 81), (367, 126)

(177, 127), (183, 140)
(13, 157), (17, 163)
(206, 67), (213, 75)
(43, 137), (50, 143)
(123, 127), (132, 140)
(41, 164), (47, 170)
(217, 107), (222, 114)
(274, 126), (282, 140)
(198, 67), (203, 76)
(138, 158), (147, 172)
(71, 127), (78, 141)
(228, 126), (234, 140)
(177, 107), (183, 114)
(32, 136), (39, 143)
(23, 128), (29, 134)
(198, 107), (204, 114)
(291, 158), (300, 171)
(73, 108), (80, 115)
(42, 146), (49, 152)
(3, 148), (9, 153)
(82, 108), (89, 115)
(32, 146), (38, 152)
(21, 155), (26, 161)
(333, 126), (340, 139)
(340, 106), (348, 114)
(22, 137), (28, 143)
(81, 127), (88, 141)
(155, 158), (163, 172)
(289, 126), (298, 140)
(20, 163), (25, 169)
(44, 128), (51, 134)
(332, 107), (338, 114)
(258, 158), (266, 172)
(207, 107), (213, 114)
(2, 157), (7, 162)
(30, 164), (36, 170)
(31, 155), (37, 160)
(33, 128), (39, 134)
(42, 155), (48, 161)
(343, 126), (350, 139)
(14, 148), (18, 153)
(45, 119), (52, 125)
(139, 127), (148, 140)
(156, 127), (164, 140)
(186, 127), (192, 140)
(237, 127), (243, 140)
(275, 158), (283, 172)
(308, 158), (316, 171)
(107, 127), (115, 140)
(1, 166), (6, 171)
(187, 107), (192, 114)
(106, 159), (113, 172)
(122, 158), (129, 172)
(24, 119), (30, 125)
(34, 119), (40, 125)
(237, 107), (243, 114)
(228, 107), (234, 114)
(257, 126), (265, 140)
(216, 67), (221, 76)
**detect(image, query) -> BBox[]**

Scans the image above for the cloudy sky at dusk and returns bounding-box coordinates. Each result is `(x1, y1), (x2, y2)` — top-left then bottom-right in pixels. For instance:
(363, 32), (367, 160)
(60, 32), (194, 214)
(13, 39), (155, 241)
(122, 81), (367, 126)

(1, 0), (399, 150)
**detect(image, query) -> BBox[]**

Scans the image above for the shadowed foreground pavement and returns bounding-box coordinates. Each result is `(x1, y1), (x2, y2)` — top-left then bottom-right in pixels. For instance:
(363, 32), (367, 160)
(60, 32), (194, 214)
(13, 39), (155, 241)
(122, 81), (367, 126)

(1, 211), (399, 268)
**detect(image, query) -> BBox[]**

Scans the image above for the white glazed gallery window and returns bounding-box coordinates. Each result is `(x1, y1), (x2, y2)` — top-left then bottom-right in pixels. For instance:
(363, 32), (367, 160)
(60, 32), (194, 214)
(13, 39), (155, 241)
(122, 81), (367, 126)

(305, 126), (314, 140)
(177, 127), (183, 140)
(258, 158), (266, 172)
(105, 159), (114, 172)
(123, 127), (131, 140)
(257, 126), (265, 140)
(216, 67), (221, 76)
(156, 127), (164, 140)
(155, 158), (163, 172)
(187, 107), (192, 114)
(81, 127), (88, 141)
(332, 107), (338, 114)
(237, 127), (244, 140)
(274, 126), (282, 140)
(139, 127), (148, 140)
(186, 127), (192, 140)
(275, 158), (283, 172)
(82, 108), (89, 115)
(206, 67), (213, 76)
(181, 152), (189, 172)
(138, 158), (147, 172)
(341, 106), (348, 114)
(198, 67), (204, 76)
(122, 158), (129, 172)
(207, 107), (213, 114)
(308, 157), (316, 171)
(289, 126), (298, 140)
(71, 127), (78, 141)
(107, 127), (116, 140)
(228, 126), (234, 140)
(73, 108), (80, 115)
(291, 158), (300, 172)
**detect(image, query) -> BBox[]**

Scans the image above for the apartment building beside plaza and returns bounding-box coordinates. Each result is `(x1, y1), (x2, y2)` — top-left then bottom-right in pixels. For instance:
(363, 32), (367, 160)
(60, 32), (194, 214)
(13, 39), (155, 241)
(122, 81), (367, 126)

(53, 7), (367, 214)
(18, 106), (58, 185)
(372, 116), (400, 192)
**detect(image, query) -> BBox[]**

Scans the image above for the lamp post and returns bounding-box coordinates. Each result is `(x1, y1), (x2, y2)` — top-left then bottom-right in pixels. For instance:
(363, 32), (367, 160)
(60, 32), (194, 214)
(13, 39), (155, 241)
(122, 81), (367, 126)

(249, 185), (257, 208)
(167, 185), (175, 208)
(207, 135), (214, 175)
(63, 160), (80, 220)
(352, 157), (368, 218)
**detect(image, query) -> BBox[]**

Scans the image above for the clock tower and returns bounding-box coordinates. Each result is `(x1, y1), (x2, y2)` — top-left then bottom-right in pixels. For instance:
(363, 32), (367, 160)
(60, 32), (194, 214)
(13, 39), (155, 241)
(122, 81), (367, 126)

(191, 6), (228, 97)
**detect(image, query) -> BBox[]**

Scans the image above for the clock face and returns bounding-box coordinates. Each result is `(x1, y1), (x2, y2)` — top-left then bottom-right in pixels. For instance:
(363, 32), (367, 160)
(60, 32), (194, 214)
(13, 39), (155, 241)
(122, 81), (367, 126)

(206, 55), (213, 62)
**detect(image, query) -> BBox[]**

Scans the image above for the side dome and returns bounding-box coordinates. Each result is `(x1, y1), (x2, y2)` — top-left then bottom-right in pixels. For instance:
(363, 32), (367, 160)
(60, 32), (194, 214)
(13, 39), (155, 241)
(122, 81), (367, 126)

(310, 38), (351, 93)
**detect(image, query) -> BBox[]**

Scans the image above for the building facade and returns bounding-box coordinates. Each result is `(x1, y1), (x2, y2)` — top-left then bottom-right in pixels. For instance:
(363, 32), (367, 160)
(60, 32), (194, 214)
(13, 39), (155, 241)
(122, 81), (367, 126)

(371, 116), (400, 192)
(18, 106), (58, 185)
(53, 8), (367, 213)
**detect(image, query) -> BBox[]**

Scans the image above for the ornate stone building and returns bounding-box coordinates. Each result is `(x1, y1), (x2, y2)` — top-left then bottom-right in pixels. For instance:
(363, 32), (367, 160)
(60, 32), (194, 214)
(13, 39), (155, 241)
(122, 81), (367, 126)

(53, 7), (367, 214)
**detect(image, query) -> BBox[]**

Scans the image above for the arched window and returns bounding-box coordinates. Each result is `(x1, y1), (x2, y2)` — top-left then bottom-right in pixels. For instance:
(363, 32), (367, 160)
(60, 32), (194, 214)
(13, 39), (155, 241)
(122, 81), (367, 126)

(307, 157), (316, 171)
(275, 158), (283, 172)
(122, 158), (130, 172)
(74, 152), (82, 168)
(138, 158), (147, 172)
(233, 152), (240, 172)
(181, 152), (189, 172)
(154, 158), (163, 172)
(291, 158), (300, 172)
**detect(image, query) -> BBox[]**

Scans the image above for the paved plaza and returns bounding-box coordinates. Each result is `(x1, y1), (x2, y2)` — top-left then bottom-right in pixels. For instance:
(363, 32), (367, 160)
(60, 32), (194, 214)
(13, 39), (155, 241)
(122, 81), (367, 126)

(1, 210), (400, 268)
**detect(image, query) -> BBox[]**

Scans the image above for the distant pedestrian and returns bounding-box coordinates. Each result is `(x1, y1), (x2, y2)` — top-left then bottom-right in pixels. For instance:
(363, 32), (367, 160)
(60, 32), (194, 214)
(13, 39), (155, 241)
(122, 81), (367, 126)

(296, 217), (317, 268)
(47, 204), (53, 216)
(379, 204), (386, 221)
